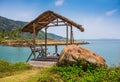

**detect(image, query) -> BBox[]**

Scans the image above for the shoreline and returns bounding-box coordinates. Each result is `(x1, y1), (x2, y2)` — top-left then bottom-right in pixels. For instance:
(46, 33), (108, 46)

(0, 40), (89, 47)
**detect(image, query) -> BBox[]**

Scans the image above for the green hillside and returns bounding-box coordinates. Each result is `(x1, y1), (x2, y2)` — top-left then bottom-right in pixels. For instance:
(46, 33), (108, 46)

(0, 16), (27, 31)
(0, 16), (65, 40)
(37, 31), (66, 40)
(48, 33), (66, 40)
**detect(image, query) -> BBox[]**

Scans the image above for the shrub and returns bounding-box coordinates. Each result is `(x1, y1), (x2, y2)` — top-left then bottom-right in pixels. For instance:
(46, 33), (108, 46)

(49, 63), (120, 82)
(0, 60), (13, 73)
(50, 64), (85, 81)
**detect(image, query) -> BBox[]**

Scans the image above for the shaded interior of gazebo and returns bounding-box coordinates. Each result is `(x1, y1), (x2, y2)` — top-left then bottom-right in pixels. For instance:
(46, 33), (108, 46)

(22, 10), (84, 61)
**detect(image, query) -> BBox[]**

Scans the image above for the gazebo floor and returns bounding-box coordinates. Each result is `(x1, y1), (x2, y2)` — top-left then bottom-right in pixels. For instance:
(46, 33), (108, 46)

(28, 56), (59, 68)
(35, 56), (59, 62)
(28, 61), (57, 68)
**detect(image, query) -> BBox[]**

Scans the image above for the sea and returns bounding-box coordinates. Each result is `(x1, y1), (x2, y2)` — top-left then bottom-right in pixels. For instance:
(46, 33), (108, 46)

(0, 39), (120, 67)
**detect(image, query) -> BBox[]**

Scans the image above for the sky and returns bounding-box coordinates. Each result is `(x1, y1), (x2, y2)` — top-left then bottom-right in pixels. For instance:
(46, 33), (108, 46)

(0, 0), (120, 39)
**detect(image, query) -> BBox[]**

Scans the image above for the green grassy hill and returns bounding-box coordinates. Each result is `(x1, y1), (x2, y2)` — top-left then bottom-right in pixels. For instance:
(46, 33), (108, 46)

(0, 16), (65, 40)
(0, 16), (27, 31)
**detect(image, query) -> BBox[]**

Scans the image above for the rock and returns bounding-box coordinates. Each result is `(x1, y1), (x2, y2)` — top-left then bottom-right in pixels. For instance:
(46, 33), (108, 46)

(58, 45), (107, 67)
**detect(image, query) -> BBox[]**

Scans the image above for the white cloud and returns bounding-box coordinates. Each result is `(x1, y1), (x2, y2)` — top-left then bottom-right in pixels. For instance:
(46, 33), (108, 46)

(55, 0), (64, 6)
(105, 9), (118, 16)
(70, 14), (120, 39)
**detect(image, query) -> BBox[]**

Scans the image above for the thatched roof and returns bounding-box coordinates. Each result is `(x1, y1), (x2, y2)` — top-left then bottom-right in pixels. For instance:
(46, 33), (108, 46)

(22, 10), (84, 34)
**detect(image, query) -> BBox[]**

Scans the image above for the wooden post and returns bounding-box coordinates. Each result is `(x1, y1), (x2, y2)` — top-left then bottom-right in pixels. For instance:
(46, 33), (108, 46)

(66, 23), (68, 45)
(55, 45), (58, 54)
(57, 18), (58, 25)
(26, 52), (33, 62)
(45, 27), (47, 57)
(71, 29), (74, 43)
(72, 35), (74, 43)
(70, 25), (73, 44)
(33, 23), (36, 60)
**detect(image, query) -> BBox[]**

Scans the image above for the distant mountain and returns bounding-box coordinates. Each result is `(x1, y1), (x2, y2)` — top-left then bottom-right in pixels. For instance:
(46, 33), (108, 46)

(0, 16), (27, 31)
(0, 16), (65, 40)
(48, 33), (66, 40)
(37, 31), (65, 40)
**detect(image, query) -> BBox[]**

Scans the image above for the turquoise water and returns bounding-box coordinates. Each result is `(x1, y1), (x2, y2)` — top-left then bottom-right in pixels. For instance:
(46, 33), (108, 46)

(0, 45), (65, 63)
(80, 39), (120, 66)
(0, 39), (120, 66)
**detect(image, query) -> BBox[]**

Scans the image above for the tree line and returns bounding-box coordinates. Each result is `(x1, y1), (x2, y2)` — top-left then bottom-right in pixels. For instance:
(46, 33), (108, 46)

(0, 27), (29, 40)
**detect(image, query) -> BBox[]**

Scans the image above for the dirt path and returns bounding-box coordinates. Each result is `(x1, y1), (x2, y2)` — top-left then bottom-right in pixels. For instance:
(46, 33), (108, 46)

(0, 69), (40, 82)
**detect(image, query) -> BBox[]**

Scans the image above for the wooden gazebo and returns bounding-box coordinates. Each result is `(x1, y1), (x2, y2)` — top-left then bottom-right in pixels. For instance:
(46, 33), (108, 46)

(22, 10), (84, 61)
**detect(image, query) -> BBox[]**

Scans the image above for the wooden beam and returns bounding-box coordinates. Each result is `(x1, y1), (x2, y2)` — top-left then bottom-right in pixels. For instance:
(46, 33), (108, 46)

(56, 18), (59, 25)
(34, 23), (46, 34)
(38, 22), (50, 24)
(45, 27), (47, 57)
(37, 13), (50, 23)
(66, 23), (68, 45)
(72, 29), (74, 43)
(53, 20), (64, 24)
(70, 25), (73, 44)
(26, 51), (32, 62)
(33, 23), (36, 60)
(47, 24), (67, 27)
(55, 45), (58, 54)
(38, 21), (65, 25)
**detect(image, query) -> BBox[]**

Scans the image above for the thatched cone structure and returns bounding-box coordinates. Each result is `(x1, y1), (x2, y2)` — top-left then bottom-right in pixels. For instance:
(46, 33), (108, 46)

(58, 45), (107, 67)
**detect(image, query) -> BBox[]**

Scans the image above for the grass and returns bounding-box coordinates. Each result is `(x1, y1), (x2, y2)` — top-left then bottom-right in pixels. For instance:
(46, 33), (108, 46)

(0, 69), (39, 82)
(0, 60), (120, 82)
(0, 60), (32, 78)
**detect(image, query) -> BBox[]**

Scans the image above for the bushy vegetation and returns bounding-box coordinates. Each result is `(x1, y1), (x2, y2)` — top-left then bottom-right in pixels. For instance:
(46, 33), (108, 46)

(37, 64), (120, 82)
(0, 60), (120, 82)
(0, 27), (23, 40)
(0, 60), (32, 78)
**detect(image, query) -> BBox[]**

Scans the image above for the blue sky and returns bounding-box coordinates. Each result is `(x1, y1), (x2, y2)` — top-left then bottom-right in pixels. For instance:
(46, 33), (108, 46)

(0, 0), (120, 39)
